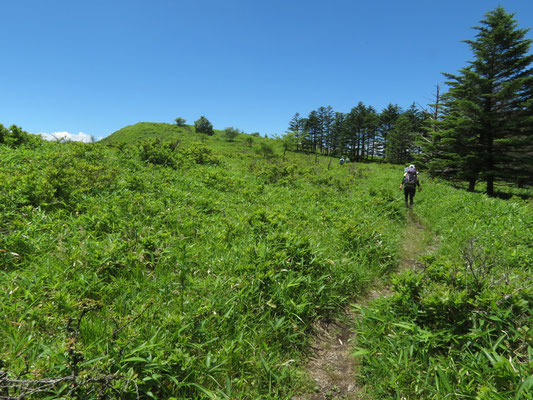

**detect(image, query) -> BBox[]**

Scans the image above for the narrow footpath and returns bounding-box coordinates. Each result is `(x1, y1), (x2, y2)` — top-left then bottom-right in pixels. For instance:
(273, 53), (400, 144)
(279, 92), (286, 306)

(292, 211), (430, 400)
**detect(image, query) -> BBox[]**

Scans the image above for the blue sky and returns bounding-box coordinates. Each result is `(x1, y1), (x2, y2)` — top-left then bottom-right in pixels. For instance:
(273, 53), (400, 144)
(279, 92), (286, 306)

(1, 0), (532, 141)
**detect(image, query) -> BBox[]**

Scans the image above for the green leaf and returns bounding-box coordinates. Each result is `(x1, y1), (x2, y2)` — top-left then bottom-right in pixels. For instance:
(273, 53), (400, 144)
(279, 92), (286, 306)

(352, 347), (371, 356)
(122, 356), (148, 363)
(392, 322), (415, 330)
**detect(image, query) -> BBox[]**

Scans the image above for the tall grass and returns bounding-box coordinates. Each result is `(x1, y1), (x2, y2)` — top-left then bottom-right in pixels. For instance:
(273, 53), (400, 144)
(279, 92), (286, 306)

(354, 179), (532, 399)
(0, 138), (404, 398)
(3, 130), (529, 398)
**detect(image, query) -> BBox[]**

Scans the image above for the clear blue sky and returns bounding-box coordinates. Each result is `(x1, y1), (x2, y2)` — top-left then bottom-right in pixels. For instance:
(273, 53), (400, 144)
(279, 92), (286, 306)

(1, 0), (532, 141)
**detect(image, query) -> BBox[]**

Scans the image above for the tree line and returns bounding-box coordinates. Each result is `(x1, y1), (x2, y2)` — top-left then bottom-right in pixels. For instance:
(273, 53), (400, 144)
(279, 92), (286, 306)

(286, 6), (532, 196)
(286, 102), (426, 165)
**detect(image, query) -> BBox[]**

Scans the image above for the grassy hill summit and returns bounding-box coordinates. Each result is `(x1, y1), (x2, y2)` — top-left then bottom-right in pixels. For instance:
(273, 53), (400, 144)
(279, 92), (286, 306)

(0, 120), (531, 399)
(100, 121), (274, 157)
(101, 121), (227, 145)
(101, 121), (263, 146)
(101, 122), (190, 144)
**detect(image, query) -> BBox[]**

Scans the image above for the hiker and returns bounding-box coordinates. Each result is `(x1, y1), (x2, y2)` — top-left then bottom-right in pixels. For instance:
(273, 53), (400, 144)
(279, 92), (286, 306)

(339, 157), (345, 165)
(399, 164), (421, 208)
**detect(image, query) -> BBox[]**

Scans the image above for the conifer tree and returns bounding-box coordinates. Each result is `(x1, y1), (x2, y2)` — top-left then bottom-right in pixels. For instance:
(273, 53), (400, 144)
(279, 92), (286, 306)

(288, 112), (306, 151)
(426, 69), (483, 190)
(344, 102), (370, 162)
(387, 114), (416, 164)
(365, 106), (380, 160)
(288, 112), (302, 133)
(304, 110), (321, 154)
(378, 104), (401, 158)
(317, 106), (334, 153)
(329, 112), (346, 156)
(426, 7), (533, 194)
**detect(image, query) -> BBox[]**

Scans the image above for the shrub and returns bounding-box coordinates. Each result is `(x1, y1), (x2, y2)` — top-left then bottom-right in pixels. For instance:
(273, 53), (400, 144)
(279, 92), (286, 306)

(0, 124), (42, 148)
(139, 139), (180, 168)
(254, 162), (298, 185)
(255, 142), (275, 159)
(178, 142), (220, 166)
(174, 117), (186, 127)
(224, 126), (240, 141)
(194, 116), (214, 135)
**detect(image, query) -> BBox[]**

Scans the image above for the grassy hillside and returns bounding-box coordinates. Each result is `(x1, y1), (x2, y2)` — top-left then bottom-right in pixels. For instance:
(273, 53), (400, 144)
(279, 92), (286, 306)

(0, 130), (403, 399)
(100, 122), (187, 144)
(100, 122), (204, 145)
(0, 125), (531, 399)
(355, 183), (532, 398)
(100, 122), (267, 148)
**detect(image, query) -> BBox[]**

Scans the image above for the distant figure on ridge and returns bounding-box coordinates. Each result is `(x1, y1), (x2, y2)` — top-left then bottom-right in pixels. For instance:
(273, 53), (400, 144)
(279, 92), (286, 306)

(399, 164), (421, 208)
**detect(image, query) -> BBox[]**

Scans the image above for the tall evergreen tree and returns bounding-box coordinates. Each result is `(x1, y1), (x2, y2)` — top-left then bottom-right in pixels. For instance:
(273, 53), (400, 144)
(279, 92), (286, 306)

(404, 103), (427, 156)
(416, 85), (444, 169)
(365, 106), (379, 160)
(317, 106), (335, 154)
(288, 112), (304, 151)
(344, 102), (370, 161)
(387, 114), (416, 164)
(304, 111), (321, 154)
(425, 7), (533, 194)
(329, 112), (346, 156)
(426, 69), (484, 190)
(288, 112), (302, 133)
(379, 104), (401, 158)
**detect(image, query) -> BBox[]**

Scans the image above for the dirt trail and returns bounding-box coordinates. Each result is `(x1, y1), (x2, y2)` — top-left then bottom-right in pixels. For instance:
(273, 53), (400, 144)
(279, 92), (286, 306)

(292, 211), (428, 400)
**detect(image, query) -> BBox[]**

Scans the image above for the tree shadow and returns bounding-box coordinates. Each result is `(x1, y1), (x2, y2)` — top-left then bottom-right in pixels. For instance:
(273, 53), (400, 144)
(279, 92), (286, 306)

(447, 181), (532, 200)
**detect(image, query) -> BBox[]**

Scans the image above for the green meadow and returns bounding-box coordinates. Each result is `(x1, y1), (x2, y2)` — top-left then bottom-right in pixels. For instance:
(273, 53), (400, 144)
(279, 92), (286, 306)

(0, 124), (531, 399)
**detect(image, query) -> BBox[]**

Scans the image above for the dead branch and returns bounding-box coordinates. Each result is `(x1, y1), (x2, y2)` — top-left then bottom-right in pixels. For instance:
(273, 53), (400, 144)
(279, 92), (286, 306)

(0, 373), (130, 400)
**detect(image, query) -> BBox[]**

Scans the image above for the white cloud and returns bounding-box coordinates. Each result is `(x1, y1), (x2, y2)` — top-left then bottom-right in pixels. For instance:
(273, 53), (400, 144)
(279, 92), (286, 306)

(39, 131), (94, 143)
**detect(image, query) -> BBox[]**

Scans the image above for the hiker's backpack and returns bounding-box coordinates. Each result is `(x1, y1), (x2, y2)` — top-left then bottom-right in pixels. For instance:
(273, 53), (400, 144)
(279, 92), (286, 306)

(405, 168), (417, 186)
